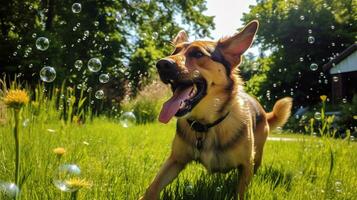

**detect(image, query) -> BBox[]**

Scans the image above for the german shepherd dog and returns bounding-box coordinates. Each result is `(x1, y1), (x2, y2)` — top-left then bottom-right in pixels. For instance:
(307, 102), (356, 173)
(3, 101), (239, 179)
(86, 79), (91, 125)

(140, 20), (293, 200)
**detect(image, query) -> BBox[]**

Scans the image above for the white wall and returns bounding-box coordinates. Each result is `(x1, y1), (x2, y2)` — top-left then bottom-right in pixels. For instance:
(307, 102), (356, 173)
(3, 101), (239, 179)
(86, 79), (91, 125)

(330, 51), (357, 74)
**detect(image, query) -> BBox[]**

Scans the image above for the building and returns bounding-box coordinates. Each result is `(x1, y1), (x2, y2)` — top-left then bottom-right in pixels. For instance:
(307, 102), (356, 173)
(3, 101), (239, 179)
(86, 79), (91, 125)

(323, 44), (357, 104)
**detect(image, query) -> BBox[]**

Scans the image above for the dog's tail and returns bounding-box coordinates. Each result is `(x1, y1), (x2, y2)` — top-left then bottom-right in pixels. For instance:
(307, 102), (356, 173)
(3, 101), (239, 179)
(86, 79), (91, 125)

(266, 97), (293, 130)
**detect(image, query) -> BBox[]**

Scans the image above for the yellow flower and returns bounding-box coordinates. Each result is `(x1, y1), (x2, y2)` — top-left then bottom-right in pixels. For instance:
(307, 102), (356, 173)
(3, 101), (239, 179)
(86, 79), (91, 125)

(326, 116), (334, 124)
(320, 95), (327, 102)
(3, 89), (29, 109)
(31, 101), (39, 108)
(53, 147), (66, 156)
(65, 178), (91, 190)
(72, 115), (80, 124)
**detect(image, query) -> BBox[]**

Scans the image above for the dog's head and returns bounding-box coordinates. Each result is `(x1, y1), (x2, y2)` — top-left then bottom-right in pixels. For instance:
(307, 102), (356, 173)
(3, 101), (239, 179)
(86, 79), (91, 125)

(157, 21), (259, 123)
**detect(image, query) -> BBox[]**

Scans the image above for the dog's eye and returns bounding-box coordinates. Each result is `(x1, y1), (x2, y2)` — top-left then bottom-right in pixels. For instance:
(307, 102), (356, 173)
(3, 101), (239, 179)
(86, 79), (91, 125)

(189, 51), (204, 59)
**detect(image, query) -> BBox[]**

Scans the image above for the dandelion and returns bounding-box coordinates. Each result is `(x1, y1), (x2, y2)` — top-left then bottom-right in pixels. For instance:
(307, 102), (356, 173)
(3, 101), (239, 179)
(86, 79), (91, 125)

(65, 178), (91, 200)
(3, 89), (29, 109)
(320, 95), (327, 102)
(2, 89), (29, 199)
(65, 178), (91, 190)
(72, 115), (80, 124)
(53, 147), (66, 158)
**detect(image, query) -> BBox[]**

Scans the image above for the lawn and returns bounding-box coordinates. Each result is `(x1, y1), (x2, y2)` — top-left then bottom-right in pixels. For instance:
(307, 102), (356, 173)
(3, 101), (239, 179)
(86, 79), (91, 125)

(1, 114), (357, 200)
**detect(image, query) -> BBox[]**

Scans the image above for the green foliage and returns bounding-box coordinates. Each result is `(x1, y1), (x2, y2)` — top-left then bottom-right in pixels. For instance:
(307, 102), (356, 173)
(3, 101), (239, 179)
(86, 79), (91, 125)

(338, 94), (357, 133)
(122, 80), (169, 124)
(131, 98), (160, 124)
(242, 0), (356, 109)
(0, 0), (214, 110)
(314, 96), (337, 137)
(244, 56), (271, 98)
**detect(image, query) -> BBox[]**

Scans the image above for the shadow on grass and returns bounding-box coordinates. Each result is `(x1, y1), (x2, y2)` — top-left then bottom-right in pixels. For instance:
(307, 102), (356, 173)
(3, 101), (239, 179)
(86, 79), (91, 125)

(256, 165), (293, 191)
(161, 165), (293, 200)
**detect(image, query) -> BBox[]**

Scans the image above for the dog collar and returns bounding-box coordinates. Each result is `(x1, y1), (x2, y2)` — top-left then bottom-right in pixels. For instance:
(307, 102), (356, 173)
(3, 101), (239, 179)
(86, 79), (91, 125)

(187, 112), (230, 133)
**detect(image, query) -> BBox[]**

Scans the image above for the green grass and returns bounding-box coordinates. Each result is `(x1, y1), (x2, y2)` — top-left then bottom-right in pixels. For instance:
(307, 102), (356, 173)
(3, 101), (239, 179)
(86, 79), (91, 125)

(1, 115), (357, 199)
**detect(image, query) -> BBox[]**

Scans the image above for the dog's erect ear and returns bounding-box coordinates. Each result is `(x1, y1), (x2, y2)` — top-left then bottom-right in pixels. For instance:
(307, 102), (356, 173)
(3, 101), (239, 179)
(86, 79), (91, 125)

(172, 30), (188, 45)
(217, 20), (259, 67)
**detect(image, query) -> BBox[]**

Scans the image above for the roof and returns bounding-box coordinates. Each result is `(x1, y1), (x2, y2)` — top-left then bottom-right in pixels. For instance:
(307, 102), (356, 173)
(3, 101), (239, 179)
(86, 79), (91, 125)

(323, 43), (357, 71)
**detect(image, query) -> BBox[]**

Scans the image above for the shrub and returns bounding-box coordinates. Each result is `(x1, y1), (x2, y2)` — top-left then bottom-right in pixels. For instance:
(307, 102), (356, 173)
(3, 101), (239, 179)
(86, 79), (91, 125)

(338, 94), (357, 135)
(123, 80), (169, 124)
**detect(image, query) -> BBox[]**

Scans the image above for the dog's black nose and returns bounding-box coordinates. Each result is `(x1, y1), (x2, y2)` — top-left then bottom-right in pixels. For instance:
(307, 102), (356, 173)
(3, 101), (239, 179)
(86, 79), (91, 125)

(156, 59), (179, 84)
(156, 59), (176, 73)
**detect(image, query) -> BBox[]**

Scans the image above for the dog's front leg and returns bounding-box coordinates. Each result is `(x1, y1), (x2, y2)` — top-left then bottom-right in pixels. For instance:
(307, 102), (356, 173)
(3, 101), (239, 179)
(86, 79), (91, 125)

(236, 163), (253, 200)
(141, 156), (186, 200)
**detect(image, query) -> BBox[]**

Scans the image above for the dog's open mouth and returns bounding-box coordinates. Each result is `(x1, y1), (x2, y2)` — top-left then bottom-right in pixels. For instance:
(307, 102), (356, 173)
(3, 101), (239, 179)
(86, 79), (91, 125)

(159, 79), (207, 123)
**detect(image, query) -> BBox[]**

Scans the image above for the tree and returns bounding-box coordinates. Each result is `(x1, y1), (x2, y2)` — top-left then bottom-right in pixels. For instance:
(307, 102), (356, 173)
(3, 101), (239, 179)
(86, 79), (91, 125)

(0, 0), (214, 107)
(242, 0), (356, 109)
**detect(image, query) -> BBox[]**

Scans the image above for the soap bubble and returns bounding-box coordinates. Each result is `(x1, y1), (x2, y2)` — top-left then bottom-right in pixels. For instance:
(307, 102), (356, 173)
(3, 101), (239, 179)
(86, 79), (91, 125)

(0, 182), (19, 198)
(307, 36), (315, 44)
(95, 89), (104, 99)
(88, 58), (102, 72)
(53, 164), (81, 192)
(36, 37), (49, 51)
(184, 184), (194, 196)
(99, 74), (110, 83)
(152, 32), (158, 39)
(74, 60), (83, 69)
(71, 3), (81, 13)
(119, 112), (136, 128)
(213, 98), (220, 107)
(314, 112), (321, 120)
(299, 57), (304, 62)
(193, 70), (200, 78)
(84, 30), (89, 37)
(350, 136), (355, 141)
(22, 118), (30, 127)
(40, 66), (56, 82)
(300, 15), (305, 20)
(332, 76), (339, 82)
(310, 63), (318, 71)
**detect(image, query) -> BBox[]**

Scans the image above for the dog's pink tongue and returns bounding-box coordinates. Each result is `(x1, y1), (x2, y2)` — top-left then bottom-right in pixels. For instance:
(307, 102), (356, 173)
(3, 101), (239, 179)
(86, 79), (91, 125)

(159, 86), (193, 123)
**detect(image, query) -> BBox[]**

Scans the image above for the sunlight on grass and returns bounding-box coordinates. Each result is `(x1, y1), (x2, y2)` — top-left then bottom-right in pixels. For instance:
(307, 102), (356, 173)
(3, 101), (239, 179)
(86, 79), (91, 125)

(1, 112), (356, 199)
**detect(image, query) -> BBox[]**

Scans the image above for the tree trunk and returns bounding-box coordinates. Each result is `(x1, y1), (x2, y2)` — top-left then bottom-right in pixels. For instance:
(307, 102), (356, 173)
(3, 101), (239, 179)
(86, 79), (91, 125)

(46, 0), (55, 30)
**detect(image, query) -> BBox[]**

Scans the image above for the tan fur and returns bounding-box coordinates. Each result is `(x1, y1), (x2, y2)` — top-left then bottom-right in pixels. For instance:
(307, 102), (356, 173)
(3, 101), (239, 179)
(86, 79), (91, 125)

(140, 21), (292, 200)
(266, 97), (293, 130)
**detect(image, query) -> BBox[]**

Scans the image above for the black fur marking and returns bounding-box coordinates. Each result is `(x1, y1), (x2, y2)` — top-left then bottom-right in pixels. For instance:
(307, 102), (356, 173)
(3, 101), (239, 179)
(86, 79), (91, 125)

(211, 48), (231, 76)
(215, 129), (243, 152)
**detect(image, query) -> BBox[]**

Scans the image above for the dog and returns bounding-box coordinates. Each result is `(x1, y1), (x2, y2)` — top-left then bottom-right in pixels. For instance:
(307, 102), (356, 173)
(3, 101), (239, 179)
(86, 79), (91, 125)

(140, 20), (293, 200)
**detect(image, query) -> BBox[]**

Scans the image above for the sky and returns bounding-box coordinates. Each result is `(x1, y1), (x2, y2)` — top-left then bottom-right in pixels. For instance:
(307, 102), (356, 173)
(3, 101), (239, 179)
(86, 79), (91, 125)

(204, 0), (257, 40)
(203, 0), (258, 54)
